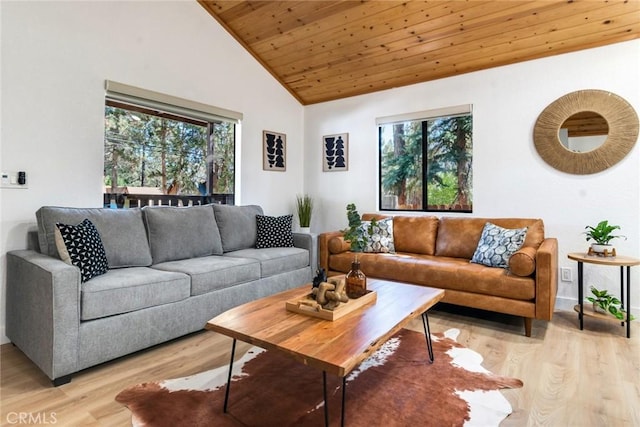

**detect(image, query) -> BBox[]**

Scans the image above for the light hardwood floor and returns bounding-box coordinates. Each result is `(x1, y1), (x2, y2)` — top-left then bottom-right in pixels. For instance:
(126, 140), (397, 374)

(1, 306), (638, 426)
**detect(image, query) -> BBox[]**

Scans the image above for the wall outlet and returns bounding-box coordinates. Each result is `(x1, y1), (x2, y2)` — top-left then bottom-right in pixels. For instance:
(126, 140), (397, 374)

(561, 267), (572, 282)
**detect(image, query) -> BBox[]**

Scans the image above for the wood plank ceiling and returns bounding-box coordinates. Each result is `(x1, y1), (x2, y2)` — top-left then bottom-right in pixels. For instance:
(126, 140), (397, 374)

(199, 1), (640, 105)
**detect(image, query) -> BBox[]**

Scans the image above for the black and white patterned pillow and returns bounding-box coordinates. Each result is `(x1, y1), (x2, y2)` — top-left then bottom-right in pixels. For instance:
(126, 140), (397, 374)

(55, 218), (109, 282)
(362, 218), (395, 253)
(471, 222), (528, 268)
(255, 214), (295, 248)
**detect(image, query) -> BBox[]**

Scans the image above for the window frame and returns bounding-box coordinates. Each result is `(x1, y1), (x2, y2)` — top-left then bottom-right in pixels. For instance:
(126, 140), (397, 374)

(103, 81), (240, 207)
(377, 105), (473, 213)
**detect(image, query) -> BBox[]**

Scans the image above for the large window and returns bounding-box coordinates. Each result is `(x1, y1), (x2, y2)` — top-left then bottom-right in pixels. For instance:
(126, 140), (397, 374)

(378, 105), (473, 212)
(103, 81), (240, 208)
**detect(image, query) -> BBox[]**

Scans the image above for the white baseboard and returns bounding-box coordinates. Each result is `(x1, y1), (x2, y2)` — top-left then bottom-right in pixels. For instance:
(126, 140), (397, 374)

(0, 326), (9, 345)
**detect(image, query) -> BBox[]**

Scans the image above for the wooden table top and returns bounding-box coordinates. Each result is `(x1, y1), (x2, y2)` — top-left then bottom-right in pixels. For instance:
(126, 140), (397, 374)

(568, 252), (640, 267)
(205, 278), (445, 377)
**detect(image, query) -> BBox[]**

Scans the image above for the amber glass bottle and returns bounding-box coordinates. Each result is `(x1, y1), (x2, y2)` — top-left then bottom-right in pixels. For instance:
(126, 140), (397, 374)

(346, 259), (367, 299)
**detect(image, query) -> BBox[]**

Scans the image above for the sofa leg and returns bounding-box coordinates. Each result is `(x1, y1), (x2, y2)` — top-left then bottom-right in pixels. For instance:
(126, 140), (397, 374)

(523, 317), (532, 337)
(52, 375), (72, 387)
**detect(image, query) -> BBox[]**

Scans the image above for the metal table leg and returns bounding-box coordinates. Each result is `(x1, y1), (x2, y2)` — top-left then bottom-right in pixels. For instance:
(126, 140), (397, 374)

(578, 261), (584, 330)
(322, 372), (346, 427)
(223, 339), (236, 413)
(626, 266), (631, 338)
(421, 311), (434, 363)
(341, 377), (346, 427)
(620, 266), (625, 328)
(323, 371), (329, 427)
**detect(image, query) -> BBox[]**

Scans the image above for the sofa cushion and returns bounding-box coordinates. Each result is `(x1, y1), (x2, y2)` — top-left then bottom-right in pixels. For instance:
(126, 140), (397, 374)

(213, 204), (264, 252)
(152, 256), (261, 296)
(435, 217), (544, 259)
(329, 236), (351, 254)
(327, 251), (535, 301)
(470, 222), (528, 268)
(36, 206), (152, 268)
(224, 247), (310, 278)
(256, 214), (294, 248)
(361, 218), (395, 253)
(509, 246), (537, 276)
(81, 267), (190, 321)
(55, 219), (109, 283)
(143, 205), (222, 264)
(393, 216), (438, 255)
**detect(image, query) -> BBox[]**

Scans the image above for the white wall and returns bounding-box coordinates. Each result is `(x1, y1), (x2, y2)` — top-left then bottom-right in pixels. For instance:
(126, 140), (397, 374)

(304, 40), (640, 315)
(0, 1), (304, 343)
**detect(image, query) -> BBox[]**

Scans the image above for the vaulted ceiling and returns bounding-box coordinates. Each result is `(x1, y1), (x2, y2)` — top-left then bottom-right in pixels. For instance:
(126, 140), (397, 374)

(199, 1), (640, 105)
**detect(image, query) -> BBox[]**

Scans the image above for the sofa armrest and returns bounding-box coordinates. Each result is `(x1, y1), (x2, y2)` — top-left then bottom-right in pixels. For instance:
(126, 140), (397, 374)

(318, 231), (344, 273)
(534, 238), (558, 321)
(293, 232), (318, 272)
(6, 250), (81, 382)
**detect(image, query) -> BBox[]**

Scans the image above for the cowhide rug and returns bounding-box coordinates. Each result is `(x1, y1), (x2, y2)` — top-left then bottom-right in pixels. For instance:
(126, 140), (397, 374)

(116, 329), (522, 426)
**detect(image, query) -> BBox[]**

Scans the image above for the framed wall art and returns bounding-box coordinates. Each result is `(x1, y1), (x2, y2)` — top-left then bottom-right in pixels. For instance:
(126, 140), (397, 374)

(263, 130), (286, 171)
(322, 133), (348, 172)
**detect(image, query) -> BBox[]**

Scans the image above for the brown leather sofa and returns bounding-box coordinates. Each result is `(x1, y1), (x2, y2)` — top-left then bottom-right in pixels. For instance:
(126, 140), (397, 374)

(319, 215), (558, 336)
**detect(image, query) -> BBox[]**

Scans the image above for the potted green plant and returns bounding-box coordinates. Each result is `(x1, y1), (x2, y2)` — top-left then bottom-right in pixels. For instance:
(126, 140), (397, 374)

(342, 203), (377, 252)
(584, 220), (626, 255)
(296, 194), (313, 232)
(586, 286), (634, 321)
(341, 203), (378, 298)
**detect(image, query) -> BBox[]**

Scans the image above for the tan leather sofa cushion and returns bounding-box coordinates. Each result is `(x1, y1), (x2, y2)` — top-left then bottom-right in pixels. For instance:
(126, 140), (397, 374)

(435, 217), (545, 259)
(327, 251), (535, 301)
(509, 246), (537, 276)
(329, 236), (350, 254)
(393, 216), (439, 255)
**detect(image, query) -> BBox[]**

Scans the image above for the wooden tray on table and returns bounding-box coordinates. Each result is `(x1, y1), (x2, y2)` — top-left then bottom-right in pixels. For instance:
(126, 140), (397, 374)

(286, 289), (377, 321)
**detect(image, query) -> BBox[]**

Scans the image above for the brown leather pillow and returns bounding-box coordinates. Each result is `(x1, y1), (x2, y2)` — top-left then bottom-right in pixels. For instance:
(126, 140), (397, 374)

(509, 246), (537, 276)
(393, 216), (438, 255)
(328, 236), (350, 254)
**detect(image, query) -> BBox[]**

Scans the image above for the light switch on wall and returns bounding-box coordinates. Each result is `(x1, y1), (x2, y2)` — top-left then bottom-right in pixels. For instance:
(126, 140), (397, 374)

(0, 171), (28, 189)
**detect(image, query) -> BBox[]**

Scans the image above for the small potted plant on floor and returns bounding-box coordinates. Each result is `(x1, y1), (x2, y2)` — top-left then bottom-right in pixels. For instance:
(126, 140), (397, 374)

(584, 220), (626, 256)
(586, 286), (635, 320)
(296, 194), (313, 232)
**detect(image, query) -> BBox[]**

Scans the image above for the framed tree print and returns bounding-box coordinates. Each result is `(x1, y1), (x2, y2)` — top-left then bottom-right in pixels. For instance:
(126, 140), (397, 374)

(263, 130), (286, 171)
(322, 133), (348, 171)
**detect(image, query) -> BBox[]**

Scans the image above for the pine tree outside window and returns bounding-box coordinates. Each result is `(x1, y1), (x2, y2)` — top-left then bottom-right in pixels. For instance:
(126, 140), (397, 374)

(378, 105), (473, 212)
(103, 81), (240, 208)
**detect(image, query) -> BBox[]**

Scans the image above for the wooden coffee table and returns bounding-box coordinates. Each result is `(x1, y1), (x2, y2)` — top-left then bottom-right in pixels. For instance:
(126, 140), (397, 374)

(205, 278), (445, 426)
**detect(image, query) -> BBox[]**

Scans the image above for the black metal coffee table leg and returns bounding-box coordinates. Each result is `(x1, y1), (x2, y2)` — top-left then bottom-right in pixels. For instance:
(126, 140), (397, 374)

(223, 339), (237, 413)
(323, 372), (329, 427)
(422, 311), (434, 363)
(323, 372), (347, 427)
(341, 376), (346, 427)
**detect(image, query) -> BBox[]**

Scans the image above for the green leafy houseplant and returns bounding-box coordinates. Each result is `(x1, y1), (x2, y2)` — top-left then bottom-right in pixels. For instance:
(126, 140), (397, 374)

(584, 220), (626, 245)
(586, 286), (635, 321)
(296, 194), (313, 228)
(342, 203), (377, 252)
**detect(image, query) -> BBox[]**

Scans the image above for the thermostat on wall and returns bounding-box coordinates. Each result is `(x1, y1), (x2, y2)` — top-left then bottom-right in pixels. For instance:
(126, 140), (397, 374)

(0, 171), (28, 189)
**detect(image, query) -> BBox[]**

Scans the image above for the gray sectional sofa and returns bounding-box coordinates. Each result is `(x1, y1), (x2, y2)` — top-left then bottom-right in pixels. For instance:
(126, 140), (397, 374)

(6, 204), (317, 386)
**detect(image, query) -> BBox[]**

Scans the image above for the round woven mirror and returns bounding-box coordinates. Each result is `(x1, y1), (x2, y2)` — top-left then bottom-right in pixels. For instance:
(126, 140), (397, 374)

(534, 90), (639, 174)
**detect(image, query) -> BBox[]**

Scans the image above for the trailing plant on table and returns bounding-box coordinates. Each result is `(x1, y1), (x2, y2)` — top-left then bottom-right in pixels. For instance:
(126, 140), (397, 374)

(586, 286), (634, 321)
(583, 220), (626, 245)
